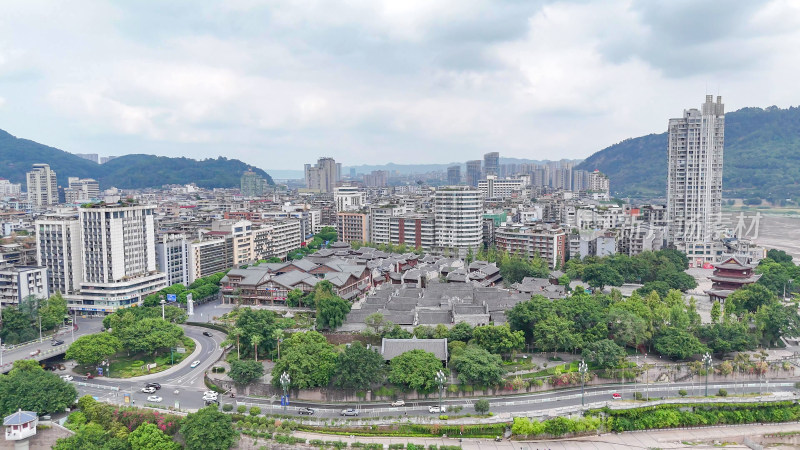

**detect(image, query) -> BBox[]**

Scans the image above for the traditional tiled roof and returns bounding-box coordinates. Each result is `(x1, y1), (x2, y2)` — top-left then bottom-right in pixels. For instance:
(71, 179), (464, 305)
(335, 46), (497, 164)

(381, 338), (448, 361)
(3, 410), (37, 426)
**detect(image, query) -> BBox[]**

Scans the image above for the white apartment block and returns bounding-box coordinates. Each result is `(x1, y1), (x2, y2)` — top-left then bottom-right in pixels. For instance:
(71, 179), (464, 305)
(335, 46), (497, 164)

(0, 179), (22, 197)
(36, 214), (83, 295)
(188, 238), (232, 284)
(495, 223), (567, 268)
(26, 164), (58, 207)
(155, 233), (190, 286)
(64, 177), (100, 203)
(667, 95), (725, 247)
(334, 185), (366, 212)
(588, 171), (610, 195)
(305, 157), (339, 193)
(389, 214), (436, 251)
(370, 204), (406, 245)
(478, 175), (527, 199)
(434, 187), (482, 257)
(0, 265), (49, 307)
(575, 206), (625, 230)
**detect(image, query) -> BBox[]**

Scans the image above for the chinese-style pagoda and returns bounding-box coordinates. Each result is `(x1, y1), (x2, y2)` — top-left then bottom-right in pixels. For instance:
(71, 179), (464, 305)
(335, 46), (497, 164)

(705, 256), (761, 302)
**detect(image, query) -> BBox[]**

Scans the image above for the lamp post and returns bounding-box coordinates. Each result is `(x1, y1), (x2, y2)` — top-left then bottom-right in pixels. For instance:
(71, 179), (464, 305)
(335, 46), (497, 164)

(578, 360), (588, 406)
(435, 370), (447, 413)
(702, 352), (713, 397)
(635, 355), (640, 399)
(280, 371), (290, 411)
(784, 279), (794, 300)
(160, 299), (166, 320)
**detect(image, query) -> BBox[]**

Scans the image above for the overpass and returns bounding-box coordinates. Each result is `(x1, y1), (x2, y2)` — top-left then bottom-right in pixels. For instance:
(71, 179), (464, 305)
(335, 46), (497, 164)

(1, 317), (104, 373)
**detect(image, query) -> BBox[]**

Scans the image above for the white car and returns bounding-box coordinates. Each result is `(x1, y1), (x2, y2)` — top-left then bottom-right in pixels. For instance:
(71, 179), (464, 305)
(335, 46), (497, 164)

(391, 400), (405, 407)
(203, 390), (218, 397)
(61, 375), (74, 381)
(190, 360), (201, 368)
(141, 386), (157, 394)
(147, 395), (163, 402)
(428, 406), (447, 414)
(202, 393), (218, 401)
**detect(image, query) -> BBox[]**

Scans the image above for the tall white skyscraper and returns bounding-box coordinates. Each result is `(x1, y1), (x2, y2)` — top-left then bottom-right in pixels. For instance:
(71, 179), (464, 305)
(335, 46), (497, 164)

(434, 186), (482, 257)
(26, 163), (58, 207)
(36, 214), (84, 295)
(305, 157), (339, 193)
(667, 95), (725, 246)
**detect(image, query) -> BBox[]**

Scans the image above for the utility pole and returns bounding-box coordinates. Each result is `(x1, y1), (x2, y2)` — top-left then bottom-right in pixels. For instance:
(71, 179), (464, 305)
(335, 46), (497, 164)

(578, 360), (588, 406)
(703, 352), (713, 397)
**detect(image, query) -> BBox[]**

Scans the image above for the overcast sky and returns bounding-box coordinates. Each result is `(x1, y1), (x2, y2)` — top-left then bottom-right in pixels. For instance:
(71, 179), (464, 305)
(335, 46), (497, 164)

(1, 0), (799, 172)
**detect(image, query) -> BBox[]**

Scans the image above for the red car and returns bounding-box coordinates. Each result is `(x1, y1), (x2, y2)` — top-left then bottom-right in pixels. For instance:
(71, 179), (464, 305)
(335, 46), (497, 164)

(611, 393), (622, 400)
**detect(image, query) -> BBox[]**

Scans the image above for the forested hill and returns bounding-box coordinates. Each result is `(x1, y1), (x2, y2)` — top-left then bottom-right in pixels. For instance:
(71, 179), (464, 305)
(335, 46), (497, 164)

(576, 106), (800, 200)
(0, 129), (273, 189)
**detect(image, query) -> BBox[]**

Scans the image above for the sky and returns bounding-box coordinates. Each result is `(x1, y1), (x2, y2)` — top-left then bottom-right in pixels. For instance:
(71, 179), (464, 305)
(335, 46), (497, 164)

(1, 0), (799, 172)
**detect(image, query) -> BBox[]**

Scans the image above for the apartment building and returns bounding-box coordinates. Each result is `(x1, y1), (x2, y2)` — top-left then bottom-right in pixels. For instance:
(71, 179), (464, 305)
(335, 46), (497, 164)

(35, 214), (83, 295)
(26, 164), (58, 207)
(434, 187), (482, 257)
(495, 223), (566, 268)
(0, 179), (22, 197)
(337, 212), (369, 244)
(389, 214), (436, 251)
(334, 185), (366, 212)
(370, 204), (406, 245)
(478, 175), (527, 199)
(465, 160), (482, 187)
(240, 170), (269, 197)
(155, 232), (190, 286)
(64, 177), (100, 203)
(483, 152), (499, 177)
(0, 265), (49, 307)
(305, 157), (339, 193)
(447, 166), (461, 185)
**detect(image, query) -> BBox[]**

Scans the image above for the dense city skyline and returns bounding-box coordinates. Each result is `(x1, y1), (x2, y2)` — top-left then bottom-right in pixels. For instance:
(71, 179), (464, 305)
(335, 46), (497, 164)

(1, 1), (800, 169)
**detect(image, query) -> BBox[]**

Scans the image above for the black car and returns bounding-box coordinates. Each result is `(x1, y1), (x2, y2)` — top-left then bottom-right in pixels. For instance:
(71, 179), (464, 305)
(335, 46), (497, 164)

(203, 331), (213, 337)
(51, 340), (65, 346)
(298, 407), (315, 415)
(146, 382), (161, 390)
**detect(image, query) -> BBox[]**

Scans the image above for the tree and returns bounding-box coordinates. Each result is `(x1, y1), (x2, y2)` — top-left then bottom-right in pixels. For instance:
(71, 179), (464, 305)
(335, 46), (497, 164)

(654, 327), (708, 360)
(582, 264), (623, 290)
(316, 296), (351, 330)
(66, 333), (122, 366)
(286, 288), (304, 307)
(506, 295), (555, 341)
(53, 422), (108, 450)
(450, 345), (505, 386)
(499, 253), (549, 285)
(383, 324), (412, 339)
(448, 322), (474, 342)
(180, 406), (238, 450)
(698, 322), (756, 356)
(756, 301), (800, 347)
(766, 249), (794, 264)
(235, 309), (277, 359)
(230, 327), (243, 360)
(251, 334), (263, 360)
(128, 422), (180, 450)
(472, 324), (525, 355)
(582, 339), (626, 369)
(0, 360), (78, 417)
(113, 318), (184, 354)
(474, 399), (490, 414)
(413, 325), (435, 339)
(364, 312), (387, 334)
(635, 281), (671, 299)
(271, 331), (337, 389)
(607, 309), (648, 348)
(333, 341), (386, 390)
(388, 349), (443, 392)
(532, 316), (577, 356)
(710, 301), (721, 324)
(229, 359), (264, 384)
(726, 284), (776, 316)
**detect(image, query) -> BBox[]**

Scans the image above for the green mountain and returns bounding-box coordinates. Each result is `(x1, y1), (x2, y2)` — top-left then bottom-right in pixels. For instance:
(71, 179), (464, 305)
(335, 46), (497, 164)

(576, 106), (800, 200)
(0, 129), (273, 189)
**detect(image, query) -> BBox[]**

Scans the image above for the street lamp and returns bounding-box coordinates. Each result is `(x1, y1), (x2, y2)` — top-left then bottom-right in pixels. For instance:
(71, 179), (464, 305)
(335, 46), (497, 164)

(784, 279), (794, 300)
(578, 360), (588, 406)
(435, 370), (447, 413)
(160, 299), (166, 320)
(702, 352), (713, 397)
(280, 371), (291, 411)
(635, 355), (640, 399)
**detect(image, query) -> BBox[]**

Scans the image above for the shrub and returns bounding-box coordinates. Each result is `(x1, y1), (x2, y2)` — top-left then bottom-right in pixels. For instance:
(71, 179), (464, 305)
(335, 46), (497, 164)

(237, 405), (247, 413)
(474, 399), (490, 414)
(223, 403), (233, 412)
(439, 415), (448, 420)
(250, 406), (262, 416)
(678, 389), (687, 397)
(634, 392), (643, 400)
(717, 389), (728, 397)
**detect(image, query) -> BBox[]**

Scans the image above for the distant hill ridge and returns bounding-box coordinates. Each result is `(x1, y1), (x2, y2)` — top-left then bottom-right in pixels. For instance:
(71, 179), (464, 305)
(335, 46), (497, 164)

(576, 105), (800, 199)
(0, 129), (273, 189)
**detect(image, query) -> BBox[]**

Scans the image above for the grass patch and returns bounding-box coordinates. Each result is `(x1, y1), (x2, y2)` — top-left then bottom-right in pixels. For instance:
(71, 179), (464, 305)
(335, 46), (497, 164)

(98, 337), (196, 378)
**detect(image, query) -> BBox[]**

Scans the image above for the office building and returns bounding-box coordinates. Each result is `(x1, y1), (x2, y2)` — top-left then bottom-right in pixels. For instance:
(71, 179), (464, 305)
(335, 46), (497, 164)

(483, 152), (499, 177)
(26, 164), (58, 207)
(465, 160), (482, 187)
(240, 170), (269, 197)
(64, 177), (100, 203)
(447, 166), (461, 185)
(667, 95), (725, 248)
(434, 187), (482, 257)
(305, 157), (340, 193)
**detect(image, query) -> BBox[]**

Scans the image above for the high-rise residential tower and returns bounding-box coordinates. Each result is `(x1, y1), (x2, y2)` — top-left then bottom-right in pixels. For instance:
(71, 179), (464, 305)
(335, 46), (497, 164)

(667, 95), (725, 246)
(305, 157), (339, 193)
(26, 163), (58, 207)
(447, 166), (461, 185)
(483, 152), (499, 177)
(465, 160), (482, 187)
(240, 169), (269, 197)
(434, 186), (482, 257)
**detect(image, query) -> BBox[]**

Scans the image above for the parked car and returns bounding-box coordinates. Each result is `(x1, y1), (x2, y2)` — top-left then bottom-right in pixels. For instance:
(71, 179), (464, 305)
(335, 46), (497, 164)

(146, 382), (162, 390)
(202, 393), (218, 401)
(203, 331), (213, 337)
(29, 349), (41, 356)
(428, 406), (447, 414)
(611, 393), (622, 400)
(391, 400), (405, 407)
(61, 375), (74, 381)
(203, 391), (218, 398)
(340, 409), (359, 416)
(141, 386), (157, 394)
(298, 407), (316, 415)
(52, 340), (65, 346)
(190, 360), (201, 368)
(146, 395), (163, 403)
